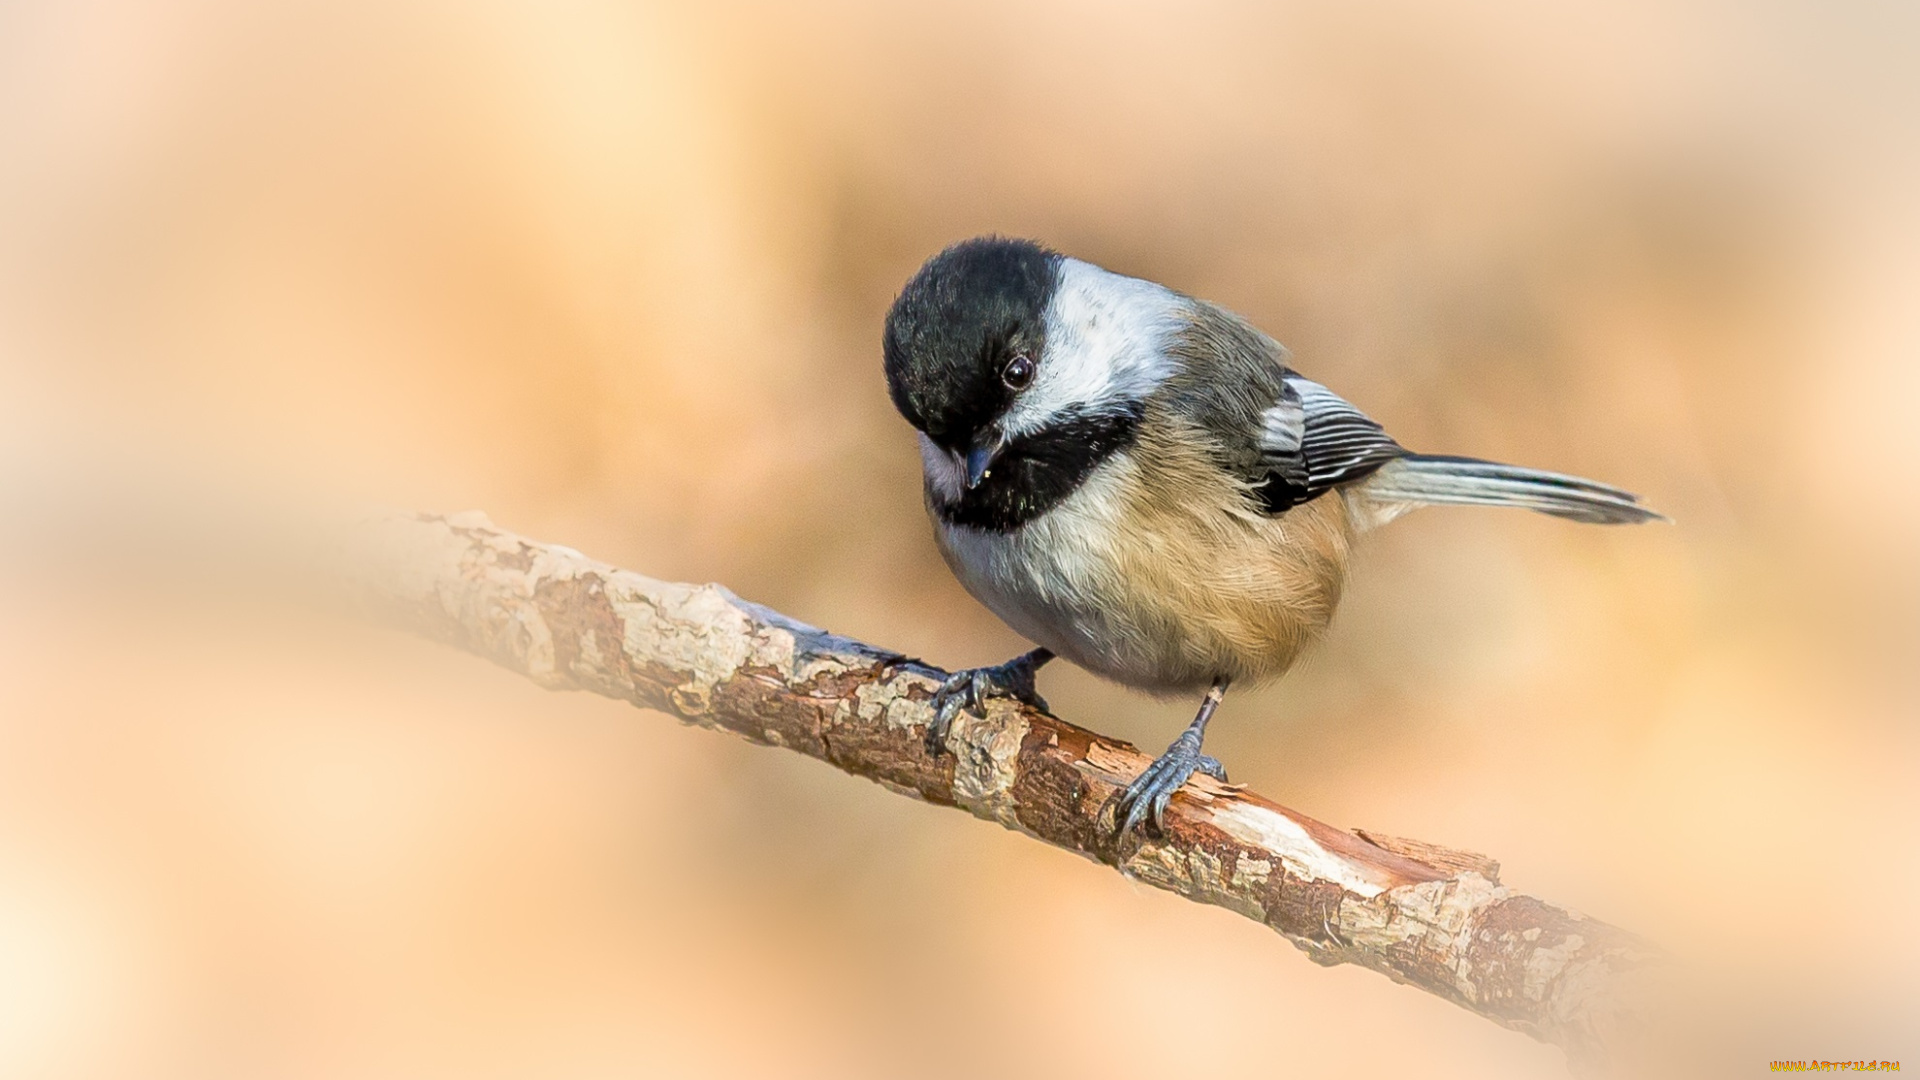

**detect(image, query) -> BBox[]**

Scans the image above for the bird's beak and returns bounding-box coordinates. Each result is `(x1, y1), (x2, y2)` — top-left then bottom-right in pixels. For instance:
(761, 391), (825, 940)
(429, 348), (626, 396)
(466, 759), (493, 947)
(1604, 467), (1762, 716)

(964, 430), (1004, 490)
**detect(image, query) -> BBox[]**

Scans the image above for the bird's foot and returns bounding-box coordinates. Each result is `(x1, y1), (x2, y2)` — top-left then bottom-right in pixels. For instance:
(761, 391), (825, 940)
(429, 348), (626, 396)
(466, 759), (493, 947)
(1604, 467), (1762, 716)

(1110, 678), (1231, 841)
(925, 648), (1053, 757)
(1111, 740), (1228, 841)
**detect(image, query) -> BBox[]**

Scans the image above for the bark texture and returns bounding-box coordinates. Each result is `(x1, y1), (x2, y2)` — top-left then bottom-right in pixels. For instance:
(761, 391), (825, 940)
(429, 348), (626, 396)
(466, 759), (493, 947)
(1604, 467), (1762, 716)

(348, 510), (1664, 1067)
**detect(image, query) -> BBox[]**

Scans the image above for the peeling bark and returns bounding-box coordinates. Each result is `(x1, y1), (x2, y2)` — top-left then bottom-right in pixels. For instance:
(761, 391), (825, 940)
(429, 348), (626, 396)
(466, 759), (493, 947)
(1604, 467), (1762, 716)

(346, 510), (1665, 1068)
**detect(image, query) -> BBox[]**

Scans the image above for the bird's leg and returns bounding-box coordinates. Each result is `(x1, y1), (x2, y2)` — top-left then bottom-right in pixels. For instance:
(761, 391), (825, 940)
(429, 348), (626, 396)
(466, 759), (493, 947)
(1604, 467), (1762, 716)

(925, 648), (1055, 757)
(1111, 677), (1231, 841)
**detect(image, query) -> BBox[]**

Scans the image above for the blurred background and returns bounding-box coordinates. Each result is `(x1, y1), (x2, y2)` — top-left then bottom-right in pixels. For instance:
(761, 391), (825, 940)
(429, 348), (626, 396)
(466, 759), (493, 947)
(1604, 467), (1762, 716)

(1, 0), (1916, 1076)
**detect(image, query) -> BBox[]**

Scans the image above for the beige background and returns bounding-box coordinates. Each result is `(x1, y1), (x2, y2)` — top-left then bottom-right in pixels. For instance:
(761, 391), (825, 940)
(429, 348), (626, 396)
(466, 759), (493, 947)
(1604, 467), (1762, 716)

(1, 1), (1916, 1076)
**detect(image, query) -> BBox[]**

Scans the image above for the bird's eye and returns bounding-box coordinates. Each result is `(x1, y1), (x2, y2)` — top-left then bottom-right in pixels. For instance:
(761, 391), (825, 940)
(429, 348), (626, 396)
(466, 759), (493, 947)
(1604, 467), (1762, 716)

(1002, 353), (1036, 390)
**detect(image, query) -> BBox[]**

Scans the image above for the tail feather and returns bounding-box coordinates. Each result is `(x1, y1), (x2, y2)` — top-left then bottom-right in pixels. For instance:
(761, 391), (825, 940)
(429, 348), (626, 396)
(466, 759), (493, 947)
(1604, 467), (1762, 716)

(1360, 454), (1665, 525)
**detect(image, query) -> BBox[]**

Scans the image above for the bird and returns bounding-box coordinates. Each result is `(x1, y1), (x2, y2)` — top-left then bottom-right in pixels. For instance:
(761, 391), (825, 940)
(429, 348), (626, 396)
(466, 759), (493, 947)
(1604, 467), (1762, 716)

(882, 236), (1662, 841)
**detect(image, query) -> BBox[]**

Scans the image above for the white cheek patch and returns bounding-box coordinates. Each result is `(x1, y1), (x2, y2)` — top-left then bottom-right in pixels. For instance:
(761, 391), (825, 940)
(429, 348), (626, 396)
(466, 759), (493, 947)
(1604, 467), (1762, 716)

(1001, 258), (1182, 438)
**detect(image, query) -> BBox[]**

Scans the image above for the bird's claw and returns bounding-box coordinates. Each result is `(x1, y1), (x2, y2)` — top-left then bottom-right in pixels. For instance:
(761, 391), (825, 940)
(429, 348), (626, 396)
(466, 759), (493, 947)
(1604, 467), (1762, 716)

(925, 652), (1051, 757)
(1110, 736), (1228, 842)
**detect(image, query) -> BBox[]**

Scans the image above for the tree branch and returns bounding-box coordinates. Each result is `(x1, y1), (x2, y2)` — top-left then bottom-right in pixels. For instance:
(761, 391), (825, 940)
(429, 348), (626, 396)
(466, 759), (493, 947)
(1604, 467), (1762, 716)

(348, 510), (1664, 1067)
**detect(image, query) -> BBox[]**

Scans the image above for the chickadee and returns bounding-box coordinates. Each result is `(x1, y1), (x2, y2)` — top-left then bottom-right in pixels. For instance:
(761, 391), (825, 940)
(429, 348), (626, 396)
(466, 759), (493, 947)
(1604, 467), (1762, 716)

(883, 237), (1661, 840)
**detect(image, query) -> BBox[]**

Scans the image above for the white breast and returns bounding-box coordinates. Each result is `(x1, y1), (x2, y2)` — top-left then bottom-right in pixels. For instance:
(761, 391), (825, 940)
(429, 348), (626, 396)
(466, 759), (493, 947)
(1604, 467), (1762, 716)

(932, 452), (1185, 690)
(928, 431), (1356, 695)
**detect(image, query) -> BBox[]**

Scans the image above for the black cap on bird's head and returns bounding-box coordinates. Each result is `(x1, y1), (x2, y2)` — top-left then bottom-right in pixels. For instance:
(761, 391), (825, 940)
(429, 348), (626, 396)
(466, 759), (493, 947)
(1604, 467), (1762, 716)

(884, 237), (1061, 482)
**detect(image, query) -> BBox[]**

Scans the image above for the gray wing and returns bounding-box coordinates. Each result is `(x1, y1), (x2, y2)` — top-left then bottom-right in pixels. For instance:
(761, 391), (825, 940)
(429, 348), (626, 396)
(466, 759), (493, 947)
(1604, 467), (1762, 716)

(1254, 373), (1404, 512)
